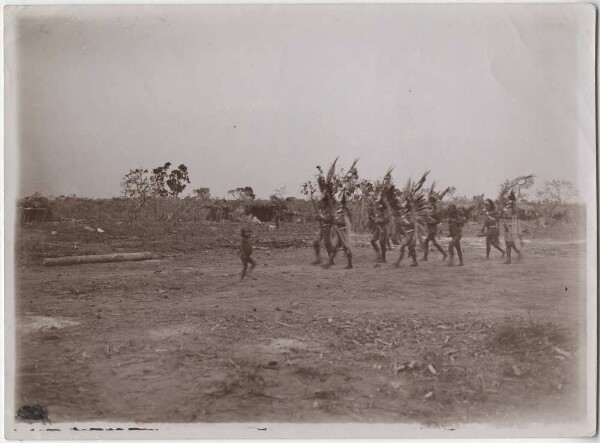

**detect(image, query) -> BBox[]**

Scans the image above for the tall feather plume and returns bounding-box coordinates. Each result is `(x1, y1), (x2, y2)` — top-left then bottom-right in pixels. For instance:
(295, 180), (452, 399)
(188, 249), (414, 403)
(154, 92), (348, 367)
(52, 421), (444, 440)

(439, 187), (451, 200)
(383, 167), (401, 212)
(377, 167), (391, 201)
(412, 171), (430, 193)
(346, 158), (359, 178)
(337, 158), (360, 201)
(315, 158), (339, 205)
(326, 157), (338, 185)
(367, 166), (397, 233)
(383, 166), (394, 185)
(404, 177), (412, 196)
(316, 164), (327, 195)
(428, 181), (437, 200)
(320, 158), (340, 204)
(395, 172), (432, 239)
(316, 176), (326, 194)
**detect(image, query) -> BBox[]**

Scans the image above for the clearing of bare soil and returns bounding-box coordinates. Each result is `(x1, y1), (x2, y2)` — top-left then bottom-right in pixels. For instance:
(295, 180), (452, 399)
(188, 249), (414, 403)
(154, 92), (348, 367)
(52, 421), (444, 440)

(13, 221), (589, 428)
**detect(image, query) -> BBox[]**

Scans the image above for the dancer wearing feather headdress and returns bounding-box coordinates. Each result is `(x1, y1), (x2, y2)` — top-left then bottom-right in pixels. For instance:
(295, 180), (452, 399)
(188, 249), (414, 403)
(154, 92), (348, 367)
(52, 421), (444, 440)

(368, 168), (397, 264)
(324, 159), (359, 269)
(394, 209), (418, 267)
(481, 199), (505, 259)
(310, 159), (338, 265)
(325, 193), (355, 269)
(498, 175), (535, 208)
(422, 182), (449, 261)
(447, 204), (466, 266)
(394, 171), (431, 268)
(497, 174), (534, 262)
(501, 191), (522, 264)
(311, 158), (358, 269)
(311, 198), (334, 265)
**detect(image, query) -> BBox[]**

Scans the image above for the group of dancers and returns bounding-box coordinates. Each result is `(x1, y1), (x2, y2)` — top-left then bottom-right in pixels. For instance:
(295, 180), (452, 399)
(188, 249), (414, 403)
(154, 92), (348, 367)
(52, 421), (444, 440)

(240, 159), (531, 279)
(309, 159), (530, 270)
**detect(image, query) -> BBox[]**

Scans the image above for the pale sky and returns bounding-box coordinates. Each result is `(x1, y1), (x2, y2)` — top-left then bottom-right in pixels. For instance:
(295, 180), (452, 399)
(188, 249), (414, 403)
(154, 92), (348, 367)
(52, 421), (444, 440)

(4, 4), (596, 201)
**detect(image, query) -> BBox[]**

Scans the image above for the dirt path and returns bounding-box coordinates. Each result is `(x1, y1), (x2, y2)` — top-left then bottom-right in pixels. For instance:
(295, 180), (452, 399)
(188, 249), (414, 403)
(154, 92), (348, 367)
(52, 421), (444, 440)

(15, 238), (587, 425)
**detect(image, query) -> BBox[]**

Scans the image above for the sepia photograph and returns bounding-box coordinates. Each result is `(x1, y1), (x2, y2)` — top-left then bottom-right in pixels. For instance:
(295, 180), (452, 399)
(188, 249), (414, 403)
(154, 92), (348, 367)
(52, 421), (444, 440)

(3, 3), (597, 439)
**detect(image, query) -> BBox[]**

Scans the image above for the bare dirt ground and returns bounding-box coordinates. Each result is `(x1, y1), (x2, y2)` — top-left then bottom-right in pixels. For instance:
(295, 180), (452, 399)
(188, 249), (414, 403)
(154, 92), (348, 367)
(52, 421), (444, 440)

(14, 221), (588, 427)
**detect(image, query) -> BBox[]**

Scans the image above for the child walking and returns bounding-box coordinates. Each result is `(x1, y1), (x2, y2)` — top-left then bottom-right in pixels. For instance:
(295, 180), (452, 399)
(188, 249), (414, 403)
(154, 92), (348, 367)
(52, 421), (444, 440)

(239, 228), (257, 279)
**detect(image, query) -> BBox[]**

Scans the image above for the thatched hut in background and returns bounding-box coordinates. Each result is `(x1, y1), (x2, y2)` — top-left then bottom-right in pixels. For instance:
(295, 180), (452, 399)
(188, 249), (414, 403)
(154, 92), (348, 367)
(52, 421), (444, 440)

(203, 199), (233, 222)
(19, 193), (52, 223)
(283, 210), (305, 223)
(247, 200), (278, 222)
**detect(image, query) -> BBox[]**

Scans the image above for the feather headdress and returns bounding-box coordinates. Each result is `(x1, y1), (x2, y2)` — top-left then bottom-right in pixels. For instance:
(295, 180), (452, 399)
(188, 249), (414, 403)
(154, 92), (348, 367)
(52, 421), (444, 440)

(367, 167), (399, 232)
(412, 170), (430, 194)
(498, 174), (535, 209)
(326, 157), (338, 185)
(394, 171), (432, 241)
(511, 175), (535, 190)
(428, 180), (452, 202)
(337, 158), (360, 201)
(316, 157), (339, 204)
(315, 157), (361, 226)
(375, 167), (399, 205)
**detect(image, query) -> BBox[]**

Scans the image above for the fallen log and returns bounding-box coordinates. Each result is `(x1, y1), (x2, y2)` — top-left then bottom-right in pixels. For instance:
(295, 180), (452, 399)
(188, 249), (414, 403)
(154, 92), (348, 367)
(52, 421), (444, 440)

(43, 252), (158, 267)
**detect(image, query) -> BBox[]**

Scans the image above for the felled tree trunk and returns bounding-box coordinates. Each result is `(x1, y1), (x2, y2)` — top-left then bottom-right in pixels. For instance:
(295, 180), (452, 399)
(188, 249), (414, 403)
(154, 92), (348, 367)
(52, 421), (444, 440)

(43, 252), (157, 267)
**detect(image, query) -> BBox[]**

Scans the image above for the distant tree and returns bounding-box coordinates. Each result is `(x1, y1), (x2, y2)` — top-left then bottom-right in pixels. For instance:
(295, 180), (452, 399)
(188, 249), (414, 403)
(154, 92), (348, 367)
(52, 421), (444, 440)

(536, 180), (578, 221)
(301, 180), (318, 201)
(149, 162), (190, 197)
(273, 186), (287, 200)
(151, 162), (171, 197)
(166, 164), (190, 197)
(193, 187), (211, 200)
(228, 186), (256, 200)
(536, 180), (578, 205)
(121, 168), (152, 214)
